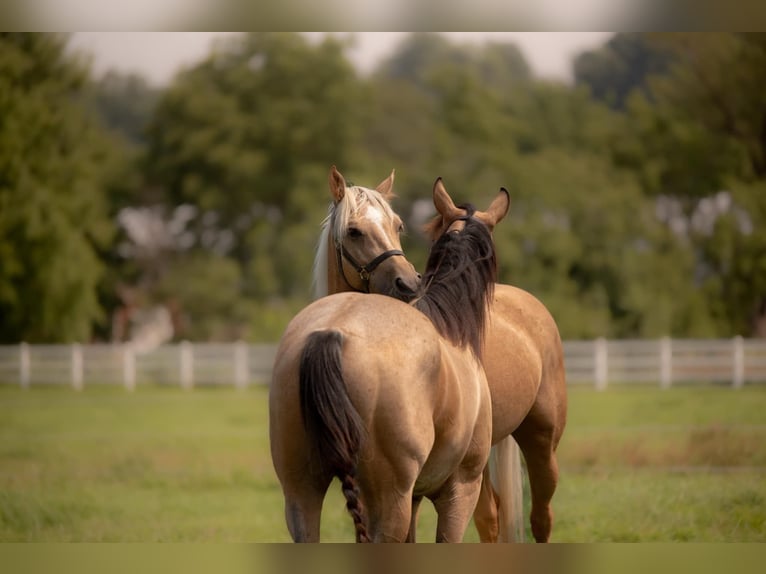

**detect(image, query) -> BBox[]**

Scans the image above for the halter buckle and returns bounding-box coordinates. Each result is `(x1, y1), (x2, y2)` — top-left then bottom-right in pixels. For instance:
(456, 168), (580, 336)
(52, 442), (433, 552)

(335, 242), (405, 293)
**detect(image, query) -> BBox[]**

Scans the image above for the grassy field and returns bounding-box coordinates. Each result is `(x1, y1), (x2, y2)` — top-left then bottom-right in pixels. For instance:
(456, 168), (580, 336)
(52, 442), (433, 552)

(0, 383), (764, 542)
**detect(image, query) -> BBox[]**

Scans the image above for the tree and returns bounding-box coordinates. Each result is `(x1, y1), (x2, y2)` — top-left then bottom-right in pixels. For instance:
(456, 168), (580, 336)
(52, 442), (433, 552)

(132, 33), (365, 338)
(82, 71), (159, 147)
(146, 32), (360, 221)
(647, 34), (766, 181)
(361, 33), (531, 233)
(624, 34), (766, 335)
(573, 33), (671, 110)
(0, 33), (118, 342)
(496, 148), (715, 338)
(364, 34), (712, 339)
(573, 33), (766, 336)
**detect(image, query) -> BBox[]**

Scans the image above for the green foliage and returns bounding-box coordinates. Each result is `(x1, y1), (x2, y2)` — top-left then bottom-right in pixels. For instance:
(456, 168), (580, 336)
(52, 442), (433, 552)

(82, 71), (159, 147)
(498, 149), (713, 338)
(156, 252), (255, 341)
(573, 33), (671, 110)
(0, 34), (118, 342)
(616, 34), (766, 335)
(648, 34), (766, 181)
(132, 33), (361, 338)
(697, 180), (766, 335)
(4, 32), (766, 341)
(145, 32), (358, 235)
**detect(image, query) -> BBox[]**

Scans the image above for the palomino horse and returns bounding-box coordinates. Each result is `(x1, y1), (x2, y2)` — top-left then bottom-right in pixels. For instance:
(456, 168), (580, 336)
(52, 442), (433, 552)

(269, 179), (509, 542)
(312, 166), (421, 301)
(317, 167), (567, 543)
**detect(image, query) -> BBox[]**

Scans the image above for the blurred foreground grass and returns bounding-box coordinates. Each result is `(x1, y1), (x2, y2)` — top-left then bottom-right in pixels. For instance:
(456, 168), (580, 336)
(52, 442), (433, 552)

(0, 384), (764, 542)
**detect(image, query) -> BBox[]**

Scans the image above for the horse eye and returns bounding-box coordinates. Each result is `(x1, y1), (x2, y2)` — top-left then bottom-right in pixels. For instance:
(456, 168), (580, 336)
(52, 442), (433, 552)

(398, 223), (405, 233)
(348, 227), (363, 238)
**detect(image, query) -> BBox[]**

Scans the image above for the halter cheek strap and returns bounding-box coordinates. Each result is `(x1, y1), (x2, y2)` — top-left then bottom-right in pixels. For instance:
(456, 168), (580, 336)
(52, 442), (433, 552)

(335, 242), (405, 293)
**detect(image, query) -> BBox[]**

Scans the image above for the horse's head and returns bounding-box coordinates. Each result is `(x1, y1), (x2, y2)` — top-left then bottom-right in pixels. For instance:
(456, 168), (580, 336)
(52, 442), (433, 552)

(317, 166), (421, 301)
(424, 178), (510, 240)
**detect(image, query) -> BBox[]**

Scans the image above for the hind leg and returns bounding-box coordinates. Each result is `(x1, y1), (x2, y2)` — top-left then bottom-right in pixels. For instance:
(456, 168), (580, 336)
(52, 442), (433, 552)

(365, 491), (413, 542)
(282, 474), (332, 542)
(355, 457), (416, 542)
(512, 362), (566, 544)
(405, 496), (424, 543)
(432, 474), (484, 543)
(472, 465), (500, 542)
(433, 416), (490, 544)
(513, 423), (559, 543)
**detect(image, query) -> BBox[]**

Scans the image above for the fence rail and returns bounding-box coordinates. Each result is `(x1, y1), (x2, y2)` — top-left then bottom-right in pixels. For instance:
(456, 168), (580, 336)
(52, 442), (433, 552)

(1, 338), (766, 390)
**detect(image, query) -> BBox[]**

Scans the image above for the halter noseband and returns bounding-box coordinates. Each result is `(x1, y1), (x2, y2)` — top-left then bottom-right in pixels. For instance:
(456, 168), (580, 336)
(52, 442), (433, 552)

(335, 241), (404, 293)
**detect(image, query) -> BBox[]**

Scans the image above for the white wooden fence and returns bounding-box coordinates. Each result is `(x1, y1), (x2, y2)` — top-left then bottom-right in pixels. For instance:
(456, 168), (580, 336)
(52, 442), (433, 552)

(1, 338), (765, 390)
(564, 337), (766, 389)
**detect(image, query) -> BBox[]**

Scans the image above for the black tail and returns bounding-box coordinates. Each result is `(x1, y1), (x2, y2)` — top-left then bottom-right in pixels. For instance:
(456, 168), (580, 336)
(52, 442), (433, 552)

(299, 330), (369, 543)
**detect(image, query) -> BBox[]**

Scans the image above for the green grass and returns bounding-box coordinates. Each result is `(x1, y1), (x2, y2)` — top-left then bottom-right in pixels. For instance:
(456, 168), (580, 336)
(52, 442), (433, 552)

(0, 384), (764, 542)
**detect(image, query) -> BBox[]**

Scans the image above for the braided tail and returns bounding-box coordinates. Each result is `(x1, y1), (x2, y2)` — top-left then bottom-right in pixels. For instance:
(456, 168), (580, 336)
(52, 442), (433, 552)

(299, 330), (369, 543)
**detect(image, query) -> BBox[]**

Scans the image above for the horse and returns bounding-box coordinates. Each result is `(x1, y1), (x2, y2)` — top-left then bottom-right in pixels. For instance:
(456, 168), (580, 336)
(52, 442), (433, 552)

(269, 179), (509, 542)
(311, 165), (421, 302)
(316, 167), (567, 543)
(424, 193), (567, 543)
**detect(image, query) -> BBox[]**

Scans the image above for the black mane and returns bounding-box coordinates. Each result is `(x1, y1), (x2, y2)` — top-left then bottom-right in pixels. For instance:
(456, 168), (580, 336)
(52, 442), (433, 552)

(414, 209), (497, 359)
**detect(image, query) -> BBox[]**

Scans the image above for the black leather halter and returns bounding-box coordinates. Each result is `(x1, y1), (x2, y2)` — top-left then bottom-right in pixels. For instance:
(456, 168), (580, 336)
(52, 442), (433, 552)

(335, 241), (404, 293)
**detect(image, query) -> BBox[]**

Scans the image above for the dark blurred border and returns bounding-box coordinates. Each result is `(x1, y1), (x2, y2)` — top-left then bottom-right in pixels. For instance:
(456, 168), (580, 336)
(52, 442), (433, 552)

(1, 1), (764, 31)
(2, 544), (766, 574)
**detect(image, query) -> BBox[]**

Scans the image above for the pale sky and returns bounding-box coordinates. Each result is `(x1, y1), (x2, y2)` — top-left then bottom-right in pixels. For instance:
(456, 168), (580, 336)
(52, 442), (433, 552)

(69, 32), (613, 85)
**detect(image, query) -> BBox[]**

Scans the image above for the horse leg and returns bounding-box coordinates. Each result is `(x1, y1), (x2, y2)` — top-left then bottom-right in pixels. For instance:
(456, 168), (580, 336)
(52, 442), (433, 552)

(282, 476), (332, 542)
(364, 491), (413, 542)
(472, 465), (500, 542)
(359, 458), (418, 543)
(513, 424), (559, 543)
(432, 475), (484, 543)
(405, 496), (423, 543)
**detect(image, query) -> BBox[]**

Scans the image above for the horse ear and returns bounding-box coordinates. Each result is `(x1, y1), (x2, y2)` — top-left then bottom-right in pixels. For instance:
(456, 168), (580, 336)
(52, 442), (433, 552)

(375, 169), (395, 200)
(329, 165), (346, 203)
(433, 178), (461, 221)
(483, 187), (511, 228)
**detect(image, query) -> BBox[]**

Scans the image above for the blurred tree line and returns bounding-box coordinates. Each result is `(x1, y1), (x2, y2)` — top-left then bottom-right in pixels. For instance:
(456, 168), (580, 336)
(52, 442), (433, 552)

(1, 32), (764, 343)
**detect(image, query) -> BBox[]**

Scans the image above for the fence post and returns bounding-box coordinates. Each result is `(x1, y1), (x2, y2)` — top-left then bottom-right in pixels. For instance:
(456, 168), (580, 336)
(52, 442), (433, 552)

(71, 343), (83, 391)
(594, 337), (608, 391)
(234, 341), (248, 389)
(123, 344), (136, 392)
(19, 342), (30, 389)
(180, 341), (194, 389)
(660, 337), (672, 389)
(732, 335), (744, 389)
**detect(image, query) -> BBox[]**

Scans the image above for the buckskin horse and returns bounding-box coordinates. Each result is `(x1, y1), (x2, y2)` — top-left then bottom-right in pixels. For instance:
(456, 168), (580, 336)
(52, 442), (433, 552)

(269, 179), (508, 542)
(314, 166), (567, 543)
(424, 191), (567, 543)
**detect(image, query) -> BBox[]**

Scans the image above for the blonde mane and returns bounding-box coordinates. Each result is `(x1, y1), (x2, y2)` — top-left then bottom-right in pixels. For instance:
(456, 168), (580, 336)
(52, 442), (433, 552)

(311, 185), (396, 300)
